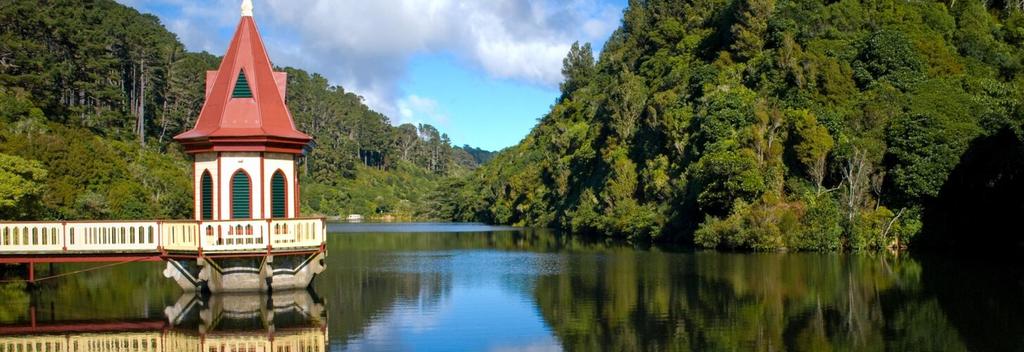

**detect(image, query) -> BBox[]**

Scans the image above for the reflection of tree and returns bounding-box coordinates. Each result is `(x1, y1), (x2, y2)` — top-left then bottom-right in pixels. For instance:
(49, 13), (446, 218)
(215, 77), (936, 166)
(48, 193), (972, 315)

(326, 228), (626, 253)
(1, 262), (179, 324)
(533, 251), (968, 351)
(0, 282), (30, 323)
(918, 253), (1024, 352)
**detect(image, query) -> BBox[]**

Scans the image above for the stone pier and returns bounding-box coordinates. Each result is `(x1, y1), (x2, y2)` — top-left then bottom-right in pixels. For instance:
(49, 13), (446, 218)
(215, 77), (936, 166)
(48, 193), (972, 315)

(163, 251), (326, 293)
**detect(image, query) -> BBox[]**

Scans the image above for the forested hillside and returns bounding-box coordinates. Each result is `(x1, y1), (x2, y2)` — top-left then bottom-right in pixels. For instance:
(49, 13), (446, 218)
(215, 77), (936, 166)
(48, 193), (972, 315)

(0, 0), (484, 221)
(440, 0), (1024, 250)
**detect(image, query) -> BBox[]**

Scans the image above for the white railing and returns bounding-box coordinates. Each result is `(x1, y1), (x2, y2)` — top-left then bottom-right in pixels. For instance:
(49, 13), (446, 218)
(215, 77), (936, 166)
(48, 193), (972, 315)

(66, 221), (159, 252)
(69, 333), (161, 352)
(0, 223), (63, 253)
(162, 221), (201, 251)
(270, 218), (325, 248)
(199, 220), (267, 252)
(0, 218), (325, 255)
(0, 335), (67, 352)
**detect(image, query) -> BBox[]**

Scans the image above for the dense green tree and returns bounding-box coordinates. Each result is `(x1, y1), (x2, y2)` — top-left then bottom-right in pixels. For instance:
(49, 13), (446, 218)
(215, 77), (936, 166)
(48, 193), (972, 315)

(444, 0), (1024, 251)
(791, 110), (834, 193)
(559, 42), (596, 98)
(0, 153), (46, 219)
(731, 0), (776, 60)
(852, 30), (926, 90)
(155, 52), (218, 145)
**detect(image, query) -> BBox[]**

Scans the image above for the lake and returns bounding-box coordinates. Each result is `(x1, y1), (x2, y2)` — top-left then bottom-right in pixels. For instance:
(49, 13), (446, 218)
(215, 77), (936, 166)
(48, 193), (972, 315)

(0, 223), (1020, 351)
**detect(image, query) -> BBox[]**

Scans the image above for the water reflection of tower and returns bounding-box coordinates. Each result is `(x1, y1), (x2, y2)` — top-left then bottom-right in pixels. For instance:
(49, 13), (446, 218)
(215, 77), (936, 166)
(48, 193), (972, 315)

(0, 289), (327, 352)
(165, 289), (328, 350)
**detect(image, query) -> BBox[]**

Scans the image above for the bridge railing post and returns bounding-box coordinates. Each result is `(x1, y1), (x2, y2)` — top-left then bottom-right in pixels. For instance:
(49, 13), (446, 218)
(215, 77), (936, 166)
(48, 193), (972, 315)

(62, 222), (67, 252)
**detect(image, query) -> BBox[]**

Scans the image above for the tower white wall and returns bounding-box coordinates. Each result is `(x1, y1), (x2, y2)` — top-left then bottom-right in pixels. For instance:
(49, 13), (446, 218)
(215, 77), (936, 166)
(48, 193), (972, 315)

(262, 152), (297, 218)
(193, 152), (298, 220)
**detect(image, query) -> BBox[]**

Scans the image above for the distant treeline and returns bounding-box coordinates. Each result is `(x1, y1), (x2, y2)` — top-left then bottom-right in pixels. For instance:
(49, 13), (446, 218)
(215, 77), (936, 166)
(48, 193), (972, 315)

(457, 145), (499, 165)
(437, 0), (1024, 250)
(0, 0), (491, 220)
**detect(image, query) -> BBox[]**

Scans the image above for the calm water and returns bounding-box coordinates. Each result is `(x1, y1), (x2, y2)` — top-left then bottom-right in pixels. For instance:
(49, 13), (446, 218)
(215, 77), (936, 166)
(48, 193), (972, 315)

(0, 223), (1021, 351)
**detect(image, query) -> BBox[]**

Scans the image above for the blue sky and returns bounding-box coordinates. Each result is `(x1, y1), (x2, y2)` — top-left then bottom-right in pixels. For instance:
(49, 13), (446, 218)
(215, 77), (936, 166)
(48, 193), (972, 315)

(119, 0), (626, 151)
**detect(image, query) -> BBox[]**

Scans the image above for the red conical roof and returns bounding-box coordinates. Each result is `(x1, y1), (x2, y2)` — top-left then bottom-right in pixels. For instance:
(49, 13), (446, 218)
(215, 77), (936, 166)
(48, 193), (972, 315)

(174, 15), (311, 155)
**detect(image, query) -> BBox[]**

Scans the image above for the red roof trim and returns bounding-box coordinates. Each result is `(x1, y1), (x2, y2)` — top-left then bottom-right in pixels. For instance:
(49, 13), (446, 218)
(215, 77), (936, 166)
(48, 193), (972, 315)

(177, 137), (309, 155)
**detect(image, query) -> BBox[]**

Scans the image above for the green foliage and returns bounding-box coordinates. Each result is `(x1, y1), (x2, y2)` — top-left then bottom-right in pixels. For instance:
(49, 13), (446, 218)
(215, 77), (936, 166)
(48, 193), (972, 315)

(0, 122), (193, 220)
(792, 192), (844, 251)
(0, 0), (185, 140)
(791, 110), (834, 192)
(694, 197), (800, 251)
(559, 42), (596, 98)
(731, 0), (776, 60)
(849, 206), (917, 251)
(691, 149), (766, 217)
(444, 0), (1024, 251)
(456, 145), (498, 165)
(886, 78), (985, 202)
(952, 1), (1023, 77)
(852, 30), (925, 90)
(0, 153), (47, 219)
(302, 162), (444, 219)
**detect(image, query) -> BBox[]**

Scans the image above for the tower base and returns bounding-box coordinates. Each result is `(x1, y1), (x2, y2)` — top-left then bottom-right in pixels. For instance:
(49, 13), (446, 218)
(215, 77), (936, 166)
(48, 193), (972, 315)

(163, 252), (325, 293)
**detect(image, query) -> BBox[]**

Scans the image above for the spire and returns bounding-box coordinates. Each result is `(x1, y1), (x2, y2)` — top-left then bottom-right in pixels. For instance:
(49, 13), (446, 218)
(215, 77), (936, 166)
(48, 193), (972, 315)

(241, 0), (253, 17)
(174, 12), (312, 155)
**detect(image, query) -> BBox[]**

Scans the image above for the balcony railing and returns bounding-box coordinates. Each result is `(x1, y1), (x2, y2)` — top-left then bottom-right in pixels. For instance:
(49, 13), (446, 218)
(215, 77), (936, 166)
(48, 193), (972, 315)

(0, 218), (325, 255)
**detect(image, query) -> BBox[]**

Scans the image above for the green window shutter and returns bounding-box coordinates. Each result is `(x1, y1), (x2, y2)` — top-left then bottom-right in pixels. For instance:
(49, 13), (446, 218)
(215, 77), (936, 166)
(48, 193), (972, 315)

(232, 71), (253, 98)
(271, 171), (287, 218)
(231, 171), (251, 219)
(201, 172), (214, 220)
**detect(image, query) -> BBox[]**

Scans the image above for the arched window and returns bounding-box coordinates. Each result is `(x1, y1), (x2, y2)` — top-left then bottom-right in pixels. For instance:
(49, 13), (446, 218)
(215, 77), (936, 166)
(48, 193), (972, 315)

(201, 171), (214, 220)
(271, 170), (287, 218)
(231, 170), (251, 219)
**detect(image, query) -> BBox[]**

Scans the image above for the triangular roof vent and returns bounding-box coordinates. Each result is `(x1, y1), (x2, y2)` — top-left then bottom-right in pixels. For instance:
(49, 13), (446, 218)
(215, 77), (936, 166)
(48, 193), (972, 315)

(233, 71), (253, 98)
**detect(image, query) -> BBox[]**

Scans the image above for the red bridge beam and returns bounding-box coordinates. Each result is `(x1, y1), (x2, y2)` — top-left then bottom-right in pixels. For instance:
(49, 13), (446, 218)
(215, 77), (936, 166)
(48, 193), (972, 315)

(0, 248), (323, 265)
(0, 320), (167, 335)
(0, 254), (164, 264)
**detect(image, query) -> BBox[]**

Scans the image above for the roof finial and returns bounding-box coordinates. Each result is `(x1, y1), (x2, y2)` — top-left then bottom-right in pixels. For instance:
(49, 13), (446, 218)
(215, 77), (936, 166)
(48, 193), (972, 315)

(241, 0), (253, 17)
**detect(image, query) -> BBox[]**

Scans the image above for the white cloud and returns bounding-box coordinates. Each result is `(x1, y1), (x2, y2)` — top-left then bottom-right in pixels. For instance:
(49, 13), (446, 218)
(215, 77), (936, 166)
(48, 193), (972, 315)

(396, 95), (450, 127)
(260, 0), (622, 118)
(119, 0), (622, 123)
